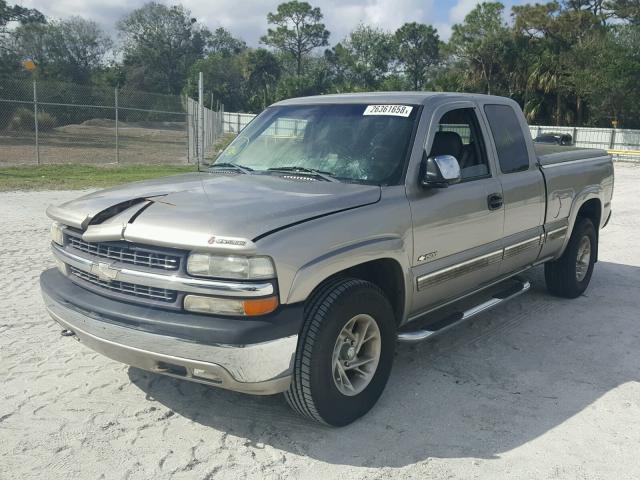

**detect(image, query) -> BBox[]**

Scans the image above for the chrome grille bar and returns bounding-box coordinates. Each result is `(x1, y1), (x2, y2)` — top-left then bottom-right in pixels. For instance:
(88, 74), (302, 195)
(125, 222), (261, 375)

(69, 266), (176, 302)
(67, 235), (180, 270)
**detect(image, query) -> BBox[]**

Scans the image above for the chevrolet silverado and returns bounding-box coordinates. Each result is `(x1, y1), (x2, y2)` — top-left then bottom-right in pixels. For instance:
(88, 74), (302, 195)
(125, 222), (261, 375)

(41, 93), (614, 426)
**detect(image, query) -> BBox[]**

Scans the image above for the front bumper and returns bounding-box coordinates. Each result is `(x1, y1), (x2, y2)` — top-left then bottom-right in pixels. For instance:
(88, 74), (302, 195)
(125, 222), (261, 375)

(40, 269), (300, 395)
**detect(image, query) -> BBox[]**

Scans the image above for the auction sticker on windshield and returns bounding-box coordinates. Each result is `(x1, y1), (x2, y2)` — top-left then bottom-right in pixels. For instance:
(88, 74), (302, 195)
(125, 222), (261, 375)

(363, 105), (413, 117)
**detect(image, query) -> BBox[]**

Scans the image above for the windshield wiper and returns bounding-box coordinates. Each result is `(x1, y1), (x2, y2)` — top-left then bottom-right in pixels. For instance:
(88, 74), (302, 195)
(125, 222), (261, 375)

(209, 162), (254, 174)
(267, 166), (339, 183)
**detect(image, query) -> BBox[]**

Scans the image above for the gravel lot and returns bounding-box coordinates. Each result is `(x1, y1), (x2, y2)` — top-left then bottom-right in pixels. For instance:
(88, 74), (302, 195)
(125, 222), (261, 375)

(1, 164), (639, 480)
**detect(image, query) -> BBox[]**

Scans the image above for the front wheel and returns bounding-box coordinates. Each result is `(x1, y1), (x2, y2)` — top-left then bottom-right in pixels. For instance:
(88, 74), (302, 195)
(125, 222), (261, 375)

(285, 278), (396, 426)
(545, 217), (597, 298)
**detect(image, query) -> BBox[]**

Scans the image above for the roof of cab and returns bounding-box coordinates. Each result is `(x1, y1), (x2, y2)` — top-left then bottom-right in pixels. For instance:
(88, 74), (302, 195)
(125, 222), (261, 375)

(272, 91), (513, 107)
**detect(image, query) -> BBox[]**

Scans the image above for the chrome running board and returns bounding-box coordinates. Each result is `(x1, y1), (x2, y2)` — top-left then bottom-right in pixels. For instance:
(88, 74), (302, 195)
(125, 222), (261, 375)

(397, 279), (531, 343)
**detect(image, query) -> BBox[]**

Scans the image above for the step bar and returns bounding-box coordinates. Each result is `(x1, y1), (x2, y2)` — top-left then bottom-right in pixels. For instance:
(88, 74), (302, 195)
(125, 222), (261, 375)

(397, 279), (531, 343)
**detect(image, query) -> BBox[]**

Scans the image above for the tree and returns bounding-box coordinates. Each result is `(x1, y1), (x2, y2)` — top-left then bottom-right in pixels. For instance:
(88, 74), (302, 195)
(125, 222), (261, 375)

(0, 0), (44, 34)
(118, 2), (209, 94)
(326, 25), (395, 90)
(0, 0), (44, 79)
(46, 17), (112, 83)
(261, 1), (329, 76)
(8, 17), (111, 83)
(395, 22), (440, 90)
(188, 53), (246, 112)
(208, 27), (247, 56)
(571, 25), (640, 126)
(449, 2), (510, 95)
(242, 48), (281, 110)
(514, 2), (603, 124)
(607, 0), (640, 23)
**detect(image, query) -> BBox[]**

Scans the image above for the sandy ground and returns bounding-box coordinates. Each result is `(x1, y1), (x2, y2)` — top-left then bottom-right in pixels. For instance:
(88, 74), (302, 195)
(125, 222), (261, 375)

(1, 164), (639, 480)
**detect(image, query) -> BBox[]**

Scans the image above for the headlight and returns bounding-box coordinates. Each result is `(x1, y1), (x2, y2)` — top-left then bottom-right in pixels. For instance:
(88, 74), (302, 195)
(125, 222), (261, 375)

(187, 253), (275, 280)
(50, 222), (65, 245)
(184, 295), (278, 316)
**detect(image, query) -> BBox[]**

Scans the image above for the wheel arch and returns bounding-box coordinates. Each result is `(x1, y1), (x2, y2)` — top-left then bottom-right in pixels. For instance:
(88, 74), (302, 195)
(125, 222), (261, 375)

(285, 241), (411, 326)
(560, 194), (602, 260)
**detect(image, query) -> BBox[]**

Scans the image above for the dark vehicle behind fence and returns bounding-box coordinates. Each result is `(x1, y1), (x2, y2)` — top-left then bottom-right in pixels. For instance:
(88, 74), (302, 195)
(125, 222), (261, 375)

(534, 132), (574, 146)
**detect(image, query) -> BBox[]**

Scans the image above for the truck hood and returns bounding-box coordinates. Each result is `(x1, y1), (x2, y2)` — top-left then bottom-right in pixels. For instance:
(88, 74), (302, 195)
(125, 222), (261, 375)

(46, 172), (381, 253)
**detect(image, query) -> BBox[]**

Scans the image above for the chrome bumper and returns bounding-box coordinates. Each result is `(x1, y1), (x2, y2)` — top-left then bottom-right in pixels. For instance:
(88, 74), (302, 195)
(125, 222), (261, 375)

(42, 291), (297, 395)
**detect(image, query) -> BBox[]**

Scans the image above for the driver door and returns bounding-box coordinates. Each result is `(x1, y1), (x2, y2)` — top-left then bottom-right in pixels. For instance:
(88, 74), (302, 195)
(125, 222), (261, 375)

(407, 103), (505, 316)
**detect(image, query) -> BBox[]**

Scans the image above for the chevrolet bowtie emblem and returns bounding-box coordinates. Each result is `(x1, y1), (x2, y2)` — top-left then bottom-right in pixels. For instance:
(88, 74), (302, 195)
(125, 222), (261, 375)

(92, 262), (119, 282)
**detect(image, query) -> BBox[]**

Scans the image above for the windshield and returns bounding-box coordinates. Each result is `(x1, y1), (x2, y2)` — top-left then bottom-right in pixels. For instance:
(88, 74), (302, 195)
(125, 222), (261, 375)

(214, 103), (419, 184)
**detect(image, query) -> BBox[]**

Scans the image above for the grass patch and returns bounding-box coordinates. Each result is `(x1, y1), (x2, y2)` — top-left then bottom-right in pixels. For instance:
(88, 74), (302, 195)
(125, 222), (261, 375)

(0, 164), (198, 191)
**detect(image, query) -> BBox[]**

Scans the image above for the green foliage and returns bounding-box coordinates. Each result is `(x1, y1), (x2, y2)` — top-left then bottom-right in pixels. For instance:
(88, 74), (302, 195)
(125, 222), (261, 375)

(395, 22), (440, 90)
(208, 27), (247, 56)
(0, 0), (44, 31)
(118, 2), (209, 94)
(242, 48), (281, 110)
(261, 1), (329, 75)
(326, 25), (395, 90)
(187, 53), (246, 111)
(449, 2), (511, 95)
(8, 17), (111, 84)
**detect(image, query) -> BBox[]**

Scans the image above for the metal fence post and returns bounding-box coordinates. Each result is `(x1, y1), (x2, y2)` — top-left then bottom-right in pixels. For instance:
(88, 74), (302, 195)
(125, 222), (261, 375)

(115, 87), (119, 164)
(609, 129), (616, 149)
(237, 113), (241, 134)
(33, 80), (40, 165)
(198, 72), (204, 169)
(185, 95), (190, 164)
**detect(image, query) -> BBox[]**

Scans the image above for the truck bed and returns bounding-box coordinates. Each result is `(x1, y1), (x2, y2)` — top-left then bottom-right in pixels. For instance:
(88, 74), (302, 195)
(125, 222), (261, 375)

(535, 144), (608, 166)
(535, 143), (613, 239)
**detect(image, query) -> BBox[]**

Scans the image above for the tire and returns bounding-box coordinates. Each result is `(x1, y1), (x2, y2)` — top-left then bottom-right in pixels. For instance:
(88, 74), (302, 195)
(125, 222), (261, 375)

(284, 278), (396, 426)
(545, 217), (597, 298)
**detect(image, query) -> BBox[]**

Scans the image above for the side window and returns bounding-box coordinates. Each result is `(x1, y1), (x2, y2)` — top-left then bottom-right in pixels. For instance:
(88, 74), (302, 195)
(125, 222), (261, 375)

(428, 108), (490, 180)
(484, 104), (530, 174)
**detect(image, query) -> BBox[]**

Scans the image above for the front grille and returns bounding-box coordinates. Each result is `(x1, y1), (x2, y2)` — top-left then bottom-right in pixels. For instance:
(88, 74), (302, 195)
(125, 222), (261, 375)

(67, 235), (180, 270)
(69, 266), (177, 303)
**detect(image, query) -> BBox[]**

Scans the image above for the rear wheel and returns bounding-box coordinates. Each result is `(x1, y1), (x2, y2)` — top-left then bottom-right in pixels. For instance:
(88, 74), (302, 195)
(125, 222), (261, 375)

(285, 278), (396, 426)
(545, 217), (597, 298)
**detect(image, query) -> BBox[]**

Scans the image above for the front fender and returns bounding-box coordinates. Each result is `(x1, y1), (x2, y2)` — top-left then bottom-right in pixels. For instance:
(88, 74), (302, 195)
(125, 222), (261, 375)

(254, 186), (414, 322)
(285, 235), (413, 319)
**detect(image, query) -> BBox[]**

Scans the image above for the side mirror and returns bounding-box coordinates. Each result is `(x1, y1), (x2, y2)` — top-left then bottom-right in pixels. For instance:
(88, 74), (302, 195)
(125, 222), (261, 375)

(421, 154), (461, 188)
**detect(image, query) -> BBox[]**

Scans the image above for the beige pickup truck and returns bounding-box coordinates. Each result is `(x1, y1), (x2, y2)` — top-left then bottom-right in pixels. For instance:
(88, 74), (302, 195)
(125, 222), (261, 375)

(42, 92), (614, 426)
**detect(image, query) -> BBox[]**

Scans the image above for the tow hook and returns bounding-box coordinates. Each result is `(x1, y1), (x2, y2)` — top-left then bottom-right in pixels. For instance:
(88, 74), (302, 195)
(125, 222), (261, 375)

(60, 329), (75, 337)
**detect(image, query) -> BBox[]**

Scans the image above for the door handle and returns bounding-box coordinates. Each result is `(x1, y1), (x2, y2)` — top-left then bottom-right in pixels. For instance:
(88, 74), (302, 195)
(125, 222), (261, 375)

(487, 193), (503, 211)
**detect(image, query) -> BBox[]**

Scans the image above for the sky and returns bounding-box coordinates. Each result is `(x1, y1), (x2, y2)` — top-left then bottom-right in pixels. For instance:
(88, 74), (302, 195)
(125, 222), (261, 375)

(20, 0), (528, 44)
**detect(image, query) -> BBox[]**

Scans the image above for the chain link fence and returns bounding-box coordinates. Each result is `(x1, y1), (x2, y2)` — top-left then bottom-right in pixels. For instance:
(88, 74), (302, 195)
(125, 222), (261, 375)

(0, 79), (223, 166)
(4, 82), (638, 166)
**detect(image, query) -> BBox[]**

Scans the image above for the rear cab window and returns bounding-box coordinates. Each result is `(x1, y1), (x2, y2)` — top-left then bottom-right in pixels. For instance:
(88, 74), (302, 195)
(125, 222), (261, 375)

(484, 104), (530, 174)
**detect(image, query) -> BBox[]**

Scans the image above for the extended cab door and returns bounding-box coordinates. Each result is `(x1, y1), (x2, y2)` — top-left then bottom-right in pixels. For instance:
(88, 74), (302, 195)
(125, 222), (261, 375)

(480, 103), (546, 275)
(407, 102), (505, 316)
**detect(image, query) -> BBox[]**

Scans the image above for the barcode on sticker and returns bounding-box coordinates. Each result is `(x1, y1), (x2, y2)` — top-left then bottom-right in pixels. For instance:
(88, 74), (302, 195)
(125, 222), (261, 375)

(363, 105), (413, 117)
